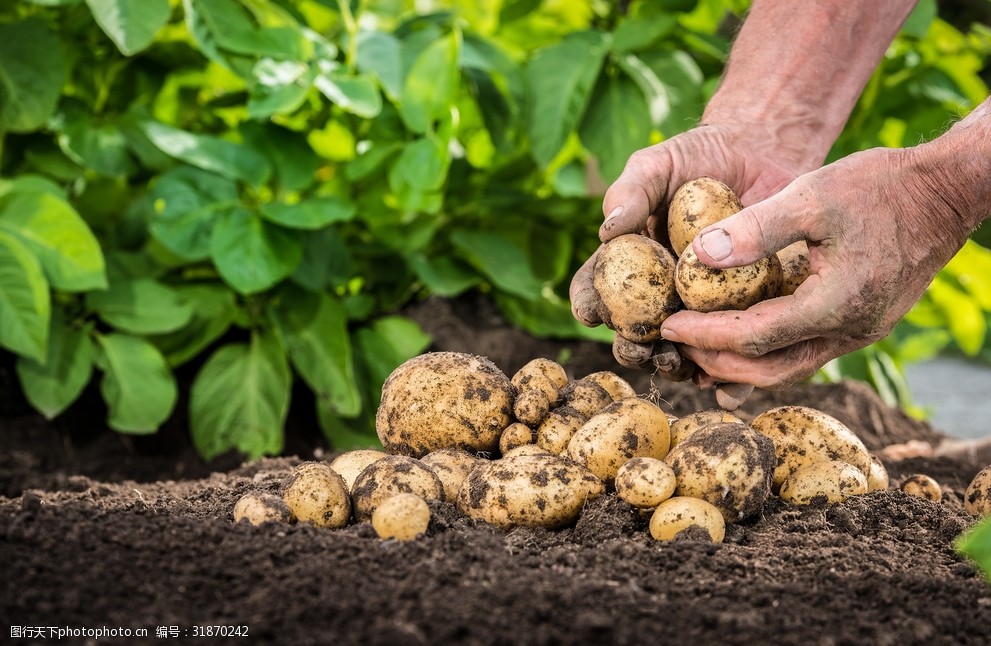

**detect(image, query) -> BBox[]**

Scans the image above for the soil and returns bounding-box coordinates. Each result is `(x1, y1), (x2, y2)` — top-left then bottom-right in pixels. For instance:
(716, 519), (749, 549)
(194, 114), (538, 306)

(2, 296), (991, 645)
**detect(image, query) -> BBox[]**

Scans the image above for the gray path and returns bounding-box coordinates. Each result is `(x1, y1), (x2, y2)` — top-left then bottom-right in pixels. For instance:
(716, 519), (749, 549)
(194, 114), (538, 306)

(904, 356), (991, 440)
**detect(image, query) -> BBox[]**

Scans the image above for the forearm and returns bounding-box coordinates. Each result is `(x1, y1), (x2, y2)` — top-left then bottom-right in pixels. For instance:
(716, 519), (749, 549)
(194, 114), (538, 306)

(702, 0), (917, 172)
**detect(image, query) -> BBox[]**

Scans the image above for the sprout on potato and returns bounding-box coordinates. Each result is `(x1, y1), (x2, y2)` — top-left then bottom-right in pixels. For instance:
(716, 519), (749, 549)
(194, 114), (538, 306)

(649, 497), (726, 543)
(282, 462), (352, 529)
(779, 460), (868, 505)
(233, 492), (292, 526)
(372, 493), (431, 541)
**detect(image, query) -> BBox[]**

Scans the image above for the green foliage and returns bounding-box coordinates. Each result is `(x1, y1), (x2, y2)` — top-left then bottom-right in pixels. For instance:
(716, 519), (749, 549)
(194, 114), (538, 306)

(0, 0), (988, 459)
(956, 515), (991, 583)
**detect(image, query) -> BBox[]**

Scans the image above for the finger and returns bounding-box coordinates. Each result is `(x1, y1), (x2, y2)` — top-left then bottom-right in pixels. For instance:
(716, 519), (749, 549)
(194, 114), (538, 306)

(679, 339), (834, 389)
(650, 341), (694, 381)
(715, 383), (754, 411)
(599, 150), (667, 241)
(569, 247), (603, 326)
(613, 336), (653, 368)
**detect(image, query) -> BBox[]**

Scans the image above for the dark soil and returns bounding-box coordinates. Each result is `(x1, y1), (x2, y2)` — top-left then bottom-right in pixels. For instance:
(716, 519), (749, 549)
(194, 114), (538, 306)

(3, 296), (991, 645)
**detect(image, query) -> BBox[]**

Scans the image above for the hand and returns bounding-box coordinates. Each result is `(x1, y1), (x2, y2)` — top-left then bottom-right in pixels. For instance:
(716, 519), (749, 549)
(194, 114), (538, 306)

(659, 145), (976, 389)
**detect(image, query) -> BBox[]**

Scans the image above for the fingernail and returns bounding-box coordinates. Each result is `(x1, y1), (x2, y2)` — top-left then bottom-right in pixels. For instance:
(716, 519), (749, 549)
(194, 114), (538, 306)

(660, 327), (682, 343)
(606, 205), (624, 221)
(700, 229), (733, 261)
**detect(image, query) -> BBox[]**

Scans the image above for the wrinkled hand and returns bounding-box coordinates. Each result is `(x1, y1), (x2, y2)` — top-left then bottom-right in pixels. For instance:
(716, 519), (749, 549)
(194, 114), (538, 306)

(659, 146), (974, 389)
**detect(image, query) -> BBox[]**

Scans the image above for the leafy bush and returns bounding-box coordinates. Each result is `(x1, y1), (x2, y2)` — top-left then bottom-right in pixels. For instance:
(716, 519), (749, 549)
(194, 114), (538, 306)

(0, 0), (988, 458)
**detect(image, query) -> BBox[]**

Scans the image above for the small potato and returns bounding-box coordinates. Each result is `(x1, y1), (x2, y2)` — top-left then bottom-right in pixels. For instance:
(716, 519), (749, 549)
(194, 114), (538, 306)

(567, 398), (671, 485)
(329, 449), (389, 490)
(592, 234), (681, 343)
(675, 244), (782, 313)
(536, 406), (587, 454)
(582, 371), (637, 401)
(372, 493), (430, 541)
(665, 423), (775, 522)
(615, 457), (677, 509)
(901, 474), (942, 502)
(563, 378), (615, 419)
(511, 358), (568, 391)
(502, 444), (553, 458)
(649, 497), (726, 543)
(867, 454), (889, 492)
(779, 460), (868, 505)
(777, 241), (812, 297)
(376, 352), (514, 457)
(233, 492), (291, 526)
(421, 448), (479, 502)
(499, 422), (536, 454)
(669, 409), (744, 449)
(965, 465), (991, 516)
(351, 455), (444, 521)
(282, 462), (352, 529)
(667, 177), (742, 257)
(457, 454), (605, 529)
(750, 406), (872, 489)
(513, 386), (556, 427)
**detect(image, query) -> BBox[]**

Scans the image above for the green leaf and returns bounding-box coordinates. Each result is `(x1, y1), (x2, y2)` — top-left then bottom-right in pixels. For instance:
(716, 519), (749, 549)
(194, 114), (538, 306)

(315, 402), (381, 451)
(579, 72), (651, 182)
(901, 0), (936, 39)
(86, 278), (194, 335)
(210, 208), (302, 294)
(150, 166), (238, 261)
(0, 175), (67, 200)
(0, 191), (107, 291)
(612, 14), (677, 53)
(0, 19), (64, 133)
(190, 330), (290, 459)
(182, 0), (257, 66)
(315, 70), (383, 118)
(248, 60), (314, 119)
(354, 315), (432, 389)
(57, 117), (136, 178)
(16, 314), (94, 419)
(449, 229), (543, 300)
(957, 516), (991, 583)
(527, 30), (609, 167)
(496, 292), (616, 342)
(618, 53), (671, 129)
(388, 136), (450, 195)
(138, 120), (273, 186)
(270, 287), (361, 417)
(240, 122), (321, 192)
(640, 50), (705, 136)
(0, 231), (50, 362)
(357, 30), (403, 101)
(928, 277), (986, 356)
(259, 197), (356, 230)
(400, 30), (461, 133)
(150, 283), (236, 367)
(95, 333), (178, 434)
(84, 0), (171, 56)
(407, 252), (480, 297)
(291, 227), (352, 292)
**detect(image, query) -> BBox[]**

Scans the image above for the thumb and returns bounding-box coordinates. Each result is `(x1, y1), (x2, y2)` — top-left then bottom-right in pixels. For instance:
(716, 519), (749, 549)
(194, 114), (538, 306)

(692, 195), (808, 269)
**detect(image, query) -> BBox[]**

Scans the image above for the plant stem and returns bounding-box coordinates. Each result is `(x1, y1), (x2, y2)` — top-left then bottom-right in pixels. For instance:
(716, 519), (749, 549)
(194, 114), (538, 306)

(336, 0), (359, 73)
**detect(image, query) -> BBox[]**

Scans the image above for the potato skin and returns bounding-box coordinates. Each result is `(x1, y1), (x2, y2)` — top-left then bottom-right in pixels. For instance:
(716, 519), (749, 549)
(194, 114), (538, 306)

(567, 398), (671, 485)
(511, 358), (568, 391)
(615, 457), (677, 509)
(592, 234), (681, 343)
(563, 378), (614, 419)
(900, 474), (942, 502)
(376, 352), (514, 457)
(779, 461), (868, 505)
(665, 423), (775, 522)
(420, 448), (479, 502)
(582, 371), (637, 401)
(667, 177), (742, 256)
(499, 422), (536, 455)
(351, 455), (444, 521)
(282, 462), (352, 529)
(675, 244), (782, 313)
(669, 409), (744, 449)
(965, 465), (991, 516)
(649, 497), (726, 543)
(777, 241), (812, 297)
(329, 449), (389, 490)
(233, 492), (292, 526)
(536, 406), (587, 454)
(372, 493), (430, 541)
(867, 454), (889, 492)
(457, 454), (605, 529)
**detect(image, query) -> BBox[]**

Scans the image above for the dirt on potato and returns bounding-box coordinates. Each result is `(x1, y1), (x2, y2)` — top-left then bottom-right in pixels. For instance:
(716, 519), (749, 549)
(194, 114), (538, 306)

(2, 296), (991, 645)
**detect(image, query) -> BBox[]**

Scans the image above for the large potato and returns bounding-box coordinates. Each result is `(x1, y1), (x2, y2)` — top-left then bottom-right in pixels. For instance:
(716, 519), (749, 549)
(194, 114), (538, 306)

(420, 448), (480, 502)
(779, 460), (868, 505)
(750, 406), (872, 489)
(669, 409), (744, 449)
(649, 497), (726, 543)
(351, 455), (444, 521)
(667, 177), (743, 256)
(675, 244), (782, 313)
(457, 454), (605, 529)
(665, 423), (775, 522)
(282, 462), (352, 529)
(592, 234), (681, 343)
(376, 352), (514, 457)
(567, 398), (671, 485)
(965, 465), (991, 516)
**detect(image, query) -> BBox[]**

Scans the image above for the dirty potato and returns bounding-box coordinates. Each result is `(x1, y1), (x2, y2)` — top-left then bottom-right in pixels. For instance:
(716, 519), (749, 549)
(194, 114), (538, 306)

(665, 423), (775, 522)
(669, 409), (744, 449)
(592, 234), (681, 343)
(563, 378), (614, 419)
(615, 457), (677, 509)
(649, 496), (726, 543)
(513, 387), (558, 427)
(900, 474), (942, 502)
(667, 177), (743, 256)
(965, 465), (991, 516)
(351, 455), (444, 521)
(536, 406), (587, 454)
(582, 371), (637, 401)
(779, 460), (868, 505)
(499, 422), (536, 455)
(371, 493), (431, 541)
(421, 448), (480, 502)
(867, 454), (889, 492)
(457, 454), (605, 529)
(777, 241), (812, 296)
(502, 444), (553, 458)
(675, 243), (782, 313)
(567, 398), (671, 485)
(329, 449), (389, 490)
(233, 492), (292, 526)
(376, 352), (514, 457)
(511, 358), (569, 391)
(282, 462), (352, 529)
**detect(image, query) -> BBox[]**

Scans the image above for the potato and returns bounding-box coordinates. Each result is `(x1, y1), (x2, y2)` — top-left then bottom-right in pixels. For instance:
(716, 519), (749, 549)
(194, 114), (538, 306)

(777, 241), (812, 297)
(582, 371), (637, 401)
(376, 352), (514, 457)
(900, 474), (942, 502)
(615, 457), (677, 509)
(511, 358), (568, 391)
(513, 386), (556, 427)
(649, 497), (726, 543)
(502, 444), (553, 458)
(329, 449), (389, 490)
(665, 423), (775, 522)
(567, 398), (671, 485)
(675, 244), (782, 313)
(282, 462), (352, 529)
(457, 454), (605, 529)
(669, 409), (744, 449)
(592, 233), (681, 343)
(351, 455), (444, 521)
(563, 378), (613, 419)
(965, 465), (991, 516)
(499, 422), (535, 455)
(372, 493), (430, 541)
(233, 492), (291, 526)
(536, 406), (587, 454)
(867, 454), (889, 492)
(667, 177), (743, 257)
(421, 448), (479, 502)
(750, 406), (872, 489)
(779, 460), (868, 505)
